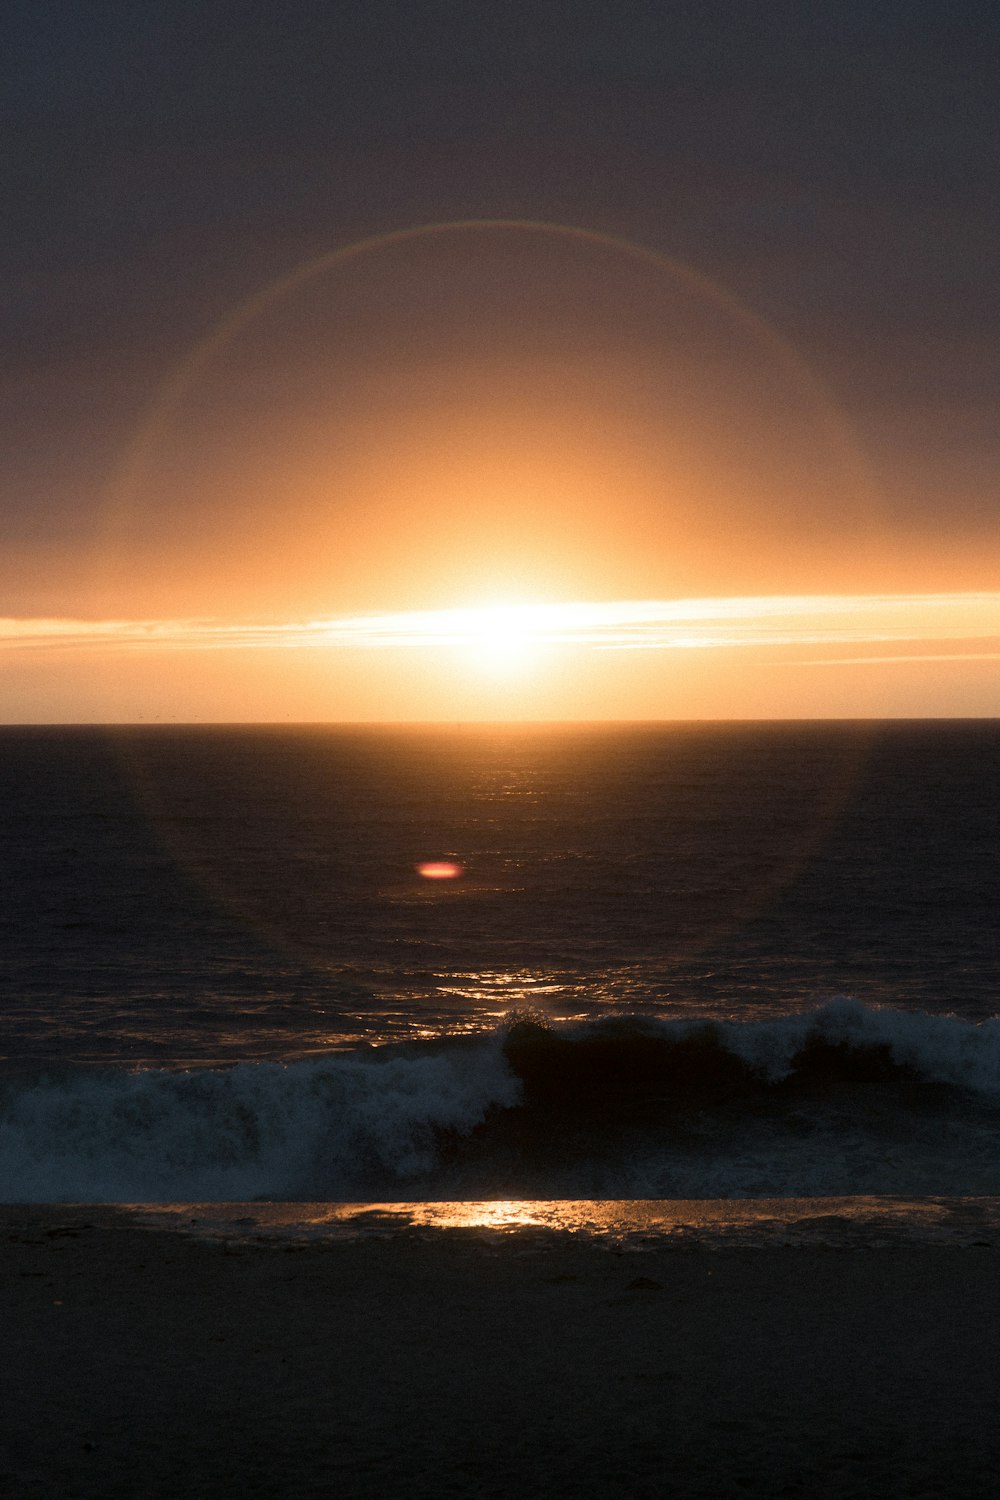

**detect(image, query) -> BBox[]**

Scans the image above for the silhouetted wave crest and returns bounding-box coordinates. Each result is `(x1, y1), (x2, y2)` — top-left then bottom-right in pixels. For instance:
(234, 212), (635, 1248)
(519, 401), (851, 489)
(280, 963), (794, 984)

(4, 1000), (1000, 1202)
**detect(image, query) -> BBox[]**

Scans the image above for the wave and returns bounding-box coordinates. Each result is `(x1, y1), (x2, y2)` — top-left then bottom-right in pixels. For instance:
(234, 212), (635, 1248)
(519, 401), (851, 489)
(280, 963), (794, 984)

(3, 999), (1000, 1202)
(504, 996), (1000, 1105)
(0, 1043), (519, 1202)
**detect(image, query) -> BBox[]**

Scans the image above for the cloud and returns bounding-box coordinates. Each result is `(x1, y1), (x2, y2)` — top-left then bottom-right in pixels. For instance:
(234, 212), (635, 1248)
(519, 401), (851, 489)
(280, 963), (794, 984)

(788, 652), (1000, 667)
(2, 592), (999, 659)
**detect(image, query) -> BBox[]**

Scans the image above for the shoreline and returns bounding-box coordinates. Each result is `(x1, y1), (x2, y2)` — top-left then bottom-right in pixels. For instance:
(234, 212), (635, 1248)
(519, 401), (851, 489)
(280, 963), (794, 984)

(4, 1203), (1000, 1496)
(123, 1194), (1000, 1249)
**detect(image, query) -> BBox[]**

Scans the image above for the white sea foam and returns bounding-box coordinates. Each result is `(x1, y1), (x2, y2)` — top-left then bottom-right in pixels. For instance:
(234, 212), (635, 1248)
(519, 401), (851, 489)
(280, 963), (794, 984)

(4, 1001), (1000, 1203)
(716, 996), (1000, 1092)
(0, 1040), (520, 1202)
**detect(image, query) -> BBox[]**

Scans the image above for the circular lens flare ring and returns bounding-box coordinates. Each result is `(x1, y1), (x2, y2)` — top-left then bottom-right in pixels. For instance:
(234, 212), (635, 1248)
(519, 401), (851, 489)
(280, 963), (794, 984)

(104, 214), (876, 566)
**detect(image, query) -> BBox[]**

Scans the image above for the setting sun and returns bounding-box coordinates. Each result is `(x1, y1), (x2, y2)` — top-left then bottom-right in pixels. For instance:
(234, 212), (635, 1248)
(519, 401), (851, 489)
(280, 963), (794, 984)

(2, 217), (997, 723)
(6, 12), (1000, 1494)
(464, 604), (546, 675)
(3, 589), (998, 722)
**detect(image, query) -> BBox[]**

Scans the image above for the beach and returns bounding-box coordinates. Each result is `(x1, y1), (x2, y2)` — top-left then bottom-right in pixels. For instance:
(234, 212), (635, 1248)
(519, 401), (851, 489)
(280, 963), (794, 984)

(3, 1208), (1000, 1498)
(6, 0), (1000, 1484)
(3, 725), (999, 1496)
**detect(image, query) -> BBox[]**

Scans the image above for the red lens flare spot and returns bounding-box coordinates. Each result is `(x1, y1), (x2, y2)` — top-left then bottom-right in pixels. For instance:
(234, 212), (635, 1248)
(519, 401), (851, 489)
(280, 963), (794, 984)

(416, 860), (464, 880)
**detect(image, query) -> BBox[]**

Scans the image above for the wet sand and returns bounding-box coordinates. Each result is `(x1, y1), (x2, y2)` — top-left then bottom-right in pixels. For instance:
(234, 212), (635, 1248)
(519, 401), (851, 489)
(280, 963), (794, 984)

(3, 1208), (1000, 1498)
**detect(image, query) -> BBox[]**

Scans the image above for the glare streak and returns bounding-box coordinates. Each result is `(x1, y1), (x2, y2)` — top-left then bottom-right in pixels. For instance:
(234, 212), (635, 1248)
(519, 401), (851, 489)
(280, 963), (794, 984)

(2, 592), (999, 656)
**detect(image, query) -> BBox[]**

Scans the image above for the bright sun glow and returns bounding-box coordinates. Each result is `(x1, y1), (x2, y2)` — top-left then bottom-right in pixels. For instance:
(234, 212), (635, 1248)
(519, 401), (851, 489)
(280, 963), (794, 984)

(3, 593), (1000, 657)
(464, 605), (545, 674)
(2, 591), (1000, 721)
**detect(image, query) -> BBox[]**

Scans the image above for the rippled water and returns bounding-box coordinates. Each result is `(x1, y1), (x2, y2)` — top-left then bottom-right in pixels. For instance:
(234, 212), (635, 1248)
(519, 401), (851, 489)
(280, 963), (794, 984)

(1, 721), (998, 1201)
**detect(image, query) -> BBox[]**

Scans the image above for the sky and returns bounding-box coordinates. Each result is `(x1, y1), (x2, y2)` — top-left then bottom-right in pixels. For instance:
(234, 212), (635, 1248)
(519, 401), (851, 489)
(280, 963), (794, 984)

(3, 0), (999, 720)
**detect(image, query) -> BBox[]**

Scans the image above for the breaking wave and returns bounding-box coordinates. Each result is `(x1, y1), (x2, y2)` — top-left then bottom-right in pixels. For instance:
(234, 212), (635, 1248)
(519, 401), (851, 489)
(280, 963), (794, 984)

(4, 999), (1000, 1202)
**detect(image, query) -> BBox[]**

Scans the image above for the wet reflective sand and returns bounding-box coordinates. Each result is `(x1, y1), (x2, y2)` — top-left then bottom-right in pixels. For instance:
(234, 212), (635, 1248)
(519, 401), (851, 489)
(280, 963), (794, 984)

(127, 1194), (1000, 1248)
(4, 1202), (1000, 1497)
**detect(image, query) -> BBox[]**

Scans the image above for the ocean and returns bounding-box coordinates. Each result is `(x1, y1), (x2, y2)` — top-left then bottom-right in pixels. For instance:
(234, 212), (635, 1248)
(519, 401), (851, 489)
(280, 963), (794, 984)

(1, 720), (998, 1207)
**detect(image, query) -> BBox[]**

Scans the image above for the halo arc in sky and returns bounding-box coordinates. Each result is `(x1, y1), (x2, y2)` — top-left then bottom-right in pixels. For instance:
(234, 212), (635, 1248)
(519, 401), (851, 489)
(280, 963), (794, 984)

(101, 216), (878, 571)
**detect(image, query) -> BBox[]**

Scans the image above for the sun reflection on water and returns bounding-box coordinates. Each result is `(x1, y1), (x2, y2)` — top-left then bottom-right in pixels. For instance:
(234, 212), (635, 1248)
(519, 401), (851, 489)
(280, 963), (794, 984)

(127, 1196), (1000, 1249)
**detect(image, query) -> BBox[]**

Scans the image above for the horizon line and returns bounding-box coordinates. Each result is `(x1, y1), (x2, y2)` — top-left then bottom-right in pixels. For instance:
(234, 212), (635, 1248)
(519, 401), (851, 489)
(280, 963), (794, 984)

(2, 714), (997, 729)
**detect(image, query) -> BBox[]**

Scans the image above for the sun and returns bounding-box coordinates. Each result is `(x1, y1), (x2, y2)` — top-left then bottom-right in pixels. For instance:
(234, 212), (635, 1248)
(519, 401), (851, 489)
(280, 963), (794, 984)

(467, 605), (543, 675)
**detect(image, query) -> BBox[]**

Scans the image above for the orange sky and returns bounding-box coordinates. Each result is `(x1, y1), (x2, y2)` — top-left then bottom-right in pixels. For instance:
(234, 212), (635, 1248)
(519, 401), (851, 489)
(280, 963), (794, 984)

(6, 224), (999, 722)
(4, 593), (1000, 724)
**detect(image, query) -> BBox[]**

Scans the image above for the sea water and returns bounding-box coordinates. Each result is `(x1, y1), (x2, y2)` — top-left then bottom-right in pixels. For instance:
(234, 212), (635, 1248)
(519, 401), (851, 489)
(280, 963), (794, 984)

(1, 721), (998, 1204)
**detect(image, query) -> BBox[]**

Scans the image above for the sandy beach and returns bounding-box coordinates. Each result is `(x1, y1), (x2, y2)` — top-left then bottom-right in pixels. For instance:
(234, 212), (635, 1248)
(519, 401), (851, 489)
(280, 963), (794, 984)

(3, 1208), (1000, 1498)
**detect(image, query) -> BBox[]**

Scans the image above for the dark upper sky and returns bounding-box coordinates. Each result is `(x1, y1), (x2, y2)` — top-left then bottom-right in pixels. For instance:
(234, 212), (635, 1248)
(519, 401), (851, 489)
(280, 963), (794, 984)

(3, 0), (999, 610)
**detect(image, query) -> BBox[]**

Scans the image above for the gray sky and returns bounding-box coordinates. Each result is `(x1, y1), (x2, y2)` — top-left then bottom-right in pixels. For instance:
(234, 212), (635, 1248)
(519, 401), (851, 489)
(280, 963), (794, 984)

(3, 0), (999, 614)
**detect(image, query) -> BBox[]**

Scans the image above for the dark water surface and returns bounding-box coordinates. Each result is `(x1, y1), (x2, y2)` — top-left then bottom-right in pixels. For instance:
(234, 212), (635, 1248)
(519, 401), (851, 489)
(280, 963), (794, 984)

(1, 721), (998, 1201)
